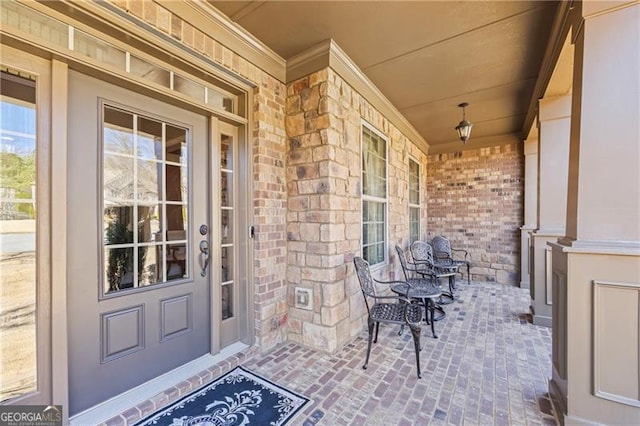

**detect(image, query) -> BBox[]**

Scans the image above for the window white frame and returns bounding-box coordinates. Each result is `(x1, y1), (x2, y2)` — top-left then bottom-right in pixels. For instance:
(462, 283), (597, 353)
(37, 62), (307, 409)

(361, 121), (388, 268)
(409, 157), (421, 243)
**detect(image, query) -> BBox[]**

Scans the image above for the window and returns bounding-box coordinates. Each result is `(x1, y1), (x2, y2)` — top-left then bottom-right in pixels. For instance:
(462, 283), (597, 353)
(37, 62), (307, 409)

(102, 105), (190, 294)
(361, 124), (387, 266)
(409, 158), (420, 243)
(0, 70), (37, 401)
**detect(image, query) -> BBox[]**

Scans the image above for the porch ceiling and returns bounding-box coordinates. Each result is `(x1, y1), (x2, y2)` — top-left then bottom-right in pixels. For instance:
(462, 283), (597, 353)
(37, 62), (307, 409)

(208, 0), (560, 152)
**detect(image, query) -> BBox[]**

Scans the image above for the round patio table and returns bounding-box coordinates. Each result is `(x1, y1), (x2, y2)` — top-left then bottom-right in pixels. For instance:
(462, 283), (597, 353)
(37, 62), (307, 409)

(392, 281), (442, 339)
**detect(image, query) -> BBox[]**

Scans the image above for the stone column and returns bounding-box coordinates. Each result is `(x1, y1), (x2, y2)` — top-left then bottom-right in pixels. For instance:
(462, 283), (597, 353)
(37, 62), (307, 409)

(530, 95), (570, 327)
(520, 129), (538, 290)
(285, 69), (364, 352)
(549, 2), (640, 424)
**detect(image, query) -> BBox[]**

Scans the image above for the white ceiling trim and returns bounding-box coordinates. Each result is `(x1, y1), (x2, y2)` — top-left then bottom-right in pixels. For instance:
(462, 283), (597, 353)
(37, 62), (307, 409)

(288, 39), (429, 155)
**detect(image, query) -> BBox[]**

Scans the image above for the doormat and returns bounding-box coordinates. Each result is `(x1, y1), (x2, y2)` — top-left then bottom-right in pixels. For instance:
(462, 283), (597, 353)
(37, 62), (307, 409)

(133, 366), (311, 426)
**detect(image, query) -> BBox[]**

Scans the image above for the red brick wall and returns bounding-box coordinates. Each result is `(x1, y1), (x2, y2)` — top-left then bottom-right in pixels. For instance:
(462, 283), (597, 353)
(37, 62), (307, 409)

(427, 143), (524, 285)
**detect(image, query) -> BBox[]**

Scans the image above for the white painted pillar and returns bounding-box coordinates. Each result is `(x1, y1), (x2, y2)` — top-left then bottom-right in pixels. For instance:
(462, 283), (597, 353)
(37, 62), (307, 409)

(549, 2), (640, 424)
(520, 129), (538, 290)
(530, 95), (571, 327)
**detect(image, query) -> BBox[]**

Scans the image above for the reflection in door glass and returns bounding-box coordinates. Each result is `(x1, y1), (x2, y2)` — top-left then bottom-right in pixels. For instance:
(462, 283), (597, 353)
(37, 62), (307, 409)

(0, 71), (37, 401)
(102, 106), (190, 294)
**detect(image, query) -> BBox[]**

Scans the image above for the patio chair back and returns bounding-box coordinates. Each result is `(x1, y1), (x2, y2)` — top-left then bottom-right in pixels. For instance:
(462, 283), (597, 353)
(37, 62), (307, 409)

(431, 235), (471, 285)
(431, 235), (453, 261)
(410, 240), (436, 266)
(354, 256), (376, 313)
(395, 245), (412, 281)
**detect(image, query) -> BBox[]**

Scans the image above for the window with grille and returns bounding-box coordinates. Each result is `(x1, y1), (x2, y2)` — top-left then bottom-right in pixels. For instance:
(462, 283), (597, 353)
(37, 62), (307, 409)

(361, 124), (387, 267)
(409, 158), (420, 243)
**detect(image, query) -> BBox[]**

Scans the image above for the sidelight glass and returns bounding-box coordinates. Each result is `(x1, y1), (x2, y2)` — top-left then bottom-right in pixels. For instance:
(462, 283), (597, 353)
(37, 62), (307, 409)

(0, 71), (37, 401)
(102, 106), (190, 294)
(220, 133), (235, 322)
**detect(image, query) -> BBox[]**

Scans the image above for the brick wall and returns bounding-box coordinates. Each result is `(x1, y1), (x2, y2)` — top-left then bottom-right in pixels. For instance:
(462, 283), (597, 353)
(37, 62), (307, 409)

(286, 68), (428, 352)
(109, 0), (289, 351)
(427, 144), (524, 285)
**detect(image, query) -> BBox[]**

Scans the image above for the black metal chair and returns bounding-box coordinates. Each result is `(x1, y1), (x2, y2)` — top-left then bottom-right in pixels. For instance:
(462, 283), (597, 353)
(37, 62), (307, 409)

(395, 245), (445, 326)
(410, 240), (457, 301)
(353, 256), (424, 378)
(431, 235), (471, 285)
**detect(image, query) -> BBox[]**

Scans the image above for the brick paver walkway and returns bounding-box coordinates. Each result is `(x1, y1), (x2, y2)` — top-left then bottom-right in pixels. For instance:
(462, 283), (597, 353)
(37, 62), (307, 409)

(101, 281), (557, 425)
(243, 282), (557, 425)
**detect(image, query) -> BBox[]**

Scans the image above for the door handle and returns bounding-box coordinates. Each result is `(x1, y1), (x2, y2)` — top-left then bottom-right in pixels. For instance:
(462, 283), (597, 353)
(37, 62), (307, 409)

(199, 240), (210, 277)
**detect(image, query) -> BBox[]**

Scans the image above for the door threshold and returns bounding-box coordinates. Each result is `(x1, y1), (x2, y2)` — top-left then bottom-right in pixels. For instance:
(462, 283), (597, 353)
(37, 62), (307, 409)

(69, 342), (249, 426)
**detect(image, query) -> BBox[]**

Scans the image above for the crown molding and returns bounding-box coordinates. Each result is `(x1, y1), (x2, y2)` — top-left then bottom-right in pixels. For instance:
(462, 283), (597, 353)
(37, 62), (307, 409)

(288, 39), (429, 155)
(159, 0), (286, 82)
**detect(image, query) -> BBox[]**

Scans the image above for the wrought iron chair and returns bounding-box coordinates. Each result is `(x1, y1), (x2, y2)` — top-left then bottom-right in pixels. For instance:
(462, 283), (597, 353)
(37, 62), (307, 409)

(431, 235), (471, 285)
(410, 240), (457, 301)
(395, 245), (445, 330)
(353, 256), (424, 378)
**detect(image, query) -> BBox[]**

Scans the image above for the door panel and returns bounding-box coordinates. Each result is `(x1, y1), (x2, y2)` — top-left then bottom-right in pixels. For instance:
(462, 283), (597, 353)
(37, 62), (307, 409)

(67, 71), (210, 415)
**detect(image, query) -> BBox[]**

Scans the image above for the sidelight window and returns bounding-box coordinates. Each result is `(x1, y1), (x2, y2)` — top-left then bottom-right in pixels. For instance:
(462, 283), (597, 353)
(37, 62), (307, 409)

(0, 70), (37, 401)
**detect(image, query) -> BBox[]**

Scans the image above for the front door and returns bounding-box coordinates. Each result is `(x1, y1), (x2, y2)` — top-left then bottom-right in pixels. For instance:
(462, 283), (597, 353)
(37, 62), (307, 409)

(67, 71), (213, 415)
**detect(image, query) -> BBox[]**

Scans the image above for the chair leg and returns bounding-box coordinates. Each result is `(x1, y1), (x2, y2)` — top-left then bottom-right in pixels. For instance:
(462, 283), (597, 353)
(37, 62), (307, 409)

(374, 322), (381, 343)
(409, 322), (422, 378)
(364, 318), (375, 370)
(428, 299), (438, 339)
(467, 263), (471, 284)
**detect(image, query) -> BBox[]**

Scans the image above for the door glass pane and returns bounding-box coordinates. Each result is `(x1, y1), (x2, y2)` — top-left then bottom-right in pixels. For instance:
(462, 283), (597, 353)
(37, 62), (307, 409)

(220, 132), (235, 321)
(103, 108), (133, 155)
(221, 246), (234, 282)
(221, 284), (233, 320)
(138, 204), (162, 243)
(137, 116), (163, 161)
(221, 209), (233, 245)
(102, 107), (190, 294)
(0, 71), (37, 401)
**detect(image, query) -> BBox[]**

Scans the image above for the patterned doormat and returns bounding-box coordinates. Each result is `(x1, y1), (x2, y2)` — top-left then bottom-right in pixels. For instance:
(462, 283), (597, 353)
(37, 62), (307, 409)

(134, 366), (311, 426)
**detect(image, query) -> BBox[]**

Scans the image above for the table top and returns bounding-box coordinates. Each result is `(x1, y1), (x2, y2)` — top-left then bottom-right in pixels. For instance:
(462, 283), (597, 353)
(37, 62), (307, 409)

(391, 280), (442, 299)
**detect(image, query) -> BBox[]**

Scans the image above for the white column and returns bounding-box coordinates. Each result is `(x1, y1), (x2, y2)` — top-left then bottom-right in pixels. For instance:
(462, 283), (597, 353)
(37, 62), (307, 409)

(550, 2), (640, 424)
(530, 95), (571, 327)
(520, 129), (538, 290)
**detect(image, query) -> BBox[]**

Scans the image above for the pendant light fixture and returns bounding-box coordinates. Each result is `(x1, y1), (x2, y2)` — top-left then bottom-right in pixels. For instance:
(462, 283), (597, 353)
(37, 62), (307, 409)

(455, 102), (473, 144)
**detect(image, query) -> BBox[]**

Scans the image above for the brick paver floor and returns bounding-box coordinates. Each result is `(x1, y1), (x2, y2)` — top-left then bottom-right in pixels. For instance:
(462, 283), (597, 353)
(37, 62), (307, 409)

(243, 282), (557, 425)
(101, 281), (557, 426)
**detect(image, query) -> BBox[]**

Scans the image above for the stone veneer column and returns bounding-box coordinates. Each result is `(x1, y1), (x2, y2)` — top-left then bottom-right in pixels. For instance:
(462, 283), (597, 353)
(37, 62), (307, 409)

(285, 69), (364, 352)
(284, 66), (426, 352)
(549, 2), (640, 424)
(520, 130), (538, 290)
(530, 95), (570, 327)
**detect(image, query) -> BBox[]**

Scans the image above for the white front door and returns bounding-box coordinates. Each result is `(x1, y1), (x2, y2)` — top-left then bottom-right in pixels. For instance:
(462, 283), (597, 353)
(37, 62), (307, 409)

(66, 71), (213, 415)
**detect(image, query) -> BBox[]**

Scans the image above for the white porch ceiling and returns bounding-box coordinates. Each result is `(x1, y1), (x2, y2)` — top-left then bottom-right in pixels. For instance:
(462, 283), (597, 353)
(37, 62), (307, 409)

(208, 0), (559, 152)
